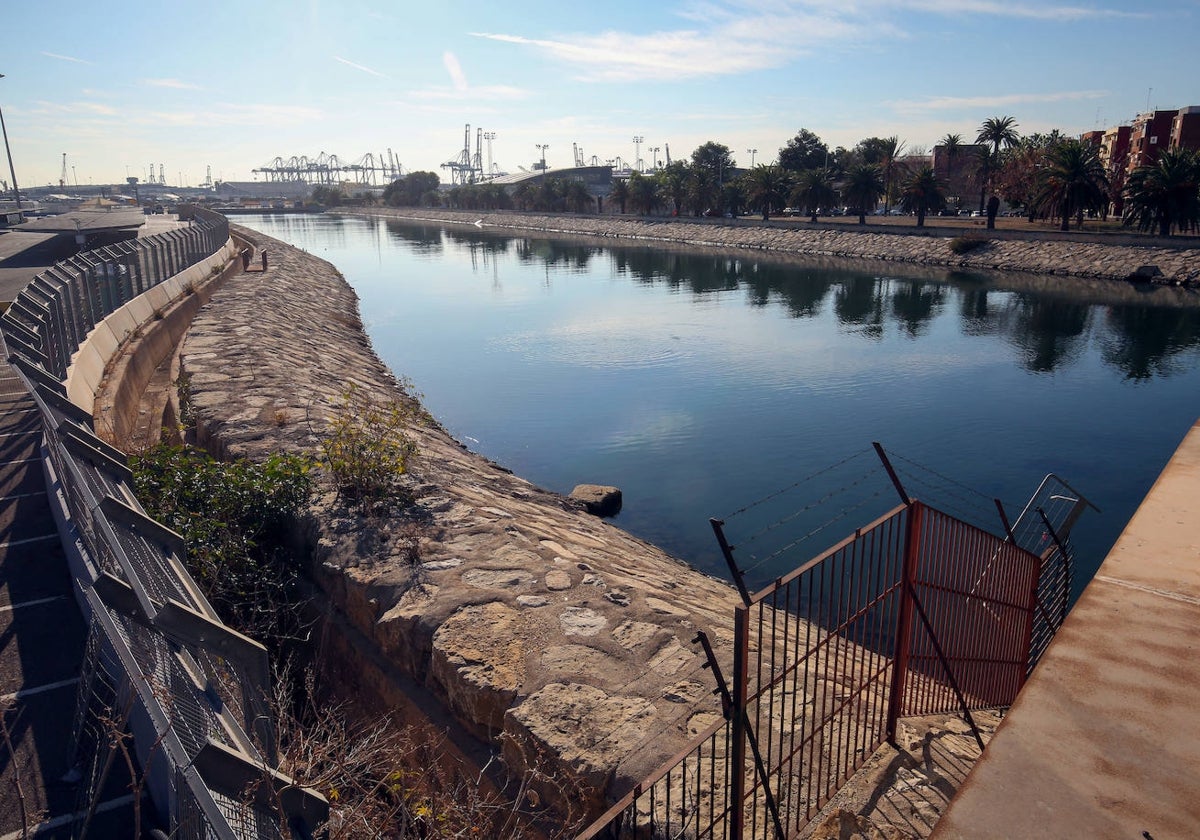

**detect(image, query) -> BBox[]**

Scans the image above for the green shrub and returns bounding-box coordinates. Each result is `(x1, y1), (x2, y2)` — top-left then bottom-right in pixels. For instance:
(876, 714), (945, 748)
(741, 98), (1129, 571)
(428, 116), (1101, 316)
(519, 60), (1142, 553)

(130, 444), (313, 644)
(320, 383), (418, 502)
(948, 234), (989, 255)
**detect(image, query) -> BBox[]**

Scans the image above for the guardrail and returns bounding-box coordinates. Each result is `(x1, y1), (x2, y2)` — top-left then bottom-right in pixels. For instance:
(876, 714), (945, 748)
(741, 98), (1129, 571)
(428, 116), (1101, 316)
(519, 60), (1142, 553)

(0, 209), (327, 838)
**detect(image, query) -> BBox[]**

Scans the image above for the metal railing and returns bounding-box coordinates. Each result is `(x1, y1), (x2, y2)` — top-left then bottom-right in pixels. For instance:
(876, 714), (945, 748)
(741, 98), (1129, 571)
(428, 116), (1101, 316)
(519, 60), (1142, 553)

(0, 208), (229, 379)
(578, 449), (1087, 839)
(0, 210), (326, 838)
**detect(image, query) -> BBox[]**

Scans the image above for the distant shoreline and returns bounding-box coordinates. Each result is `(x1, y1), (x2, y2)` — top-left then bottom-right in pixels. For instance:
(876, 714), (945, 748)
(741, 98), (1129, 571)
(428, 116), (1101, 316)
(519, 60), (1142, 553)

(335, 207), (1200, 290)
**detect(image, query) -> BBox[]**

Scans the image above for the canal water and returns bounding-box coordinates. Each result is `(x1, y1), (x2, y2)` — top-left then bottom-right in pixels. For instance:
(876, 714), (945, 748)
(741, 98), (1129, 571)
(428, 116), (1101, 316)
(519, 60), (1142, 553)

(239, 213), (1200, 597)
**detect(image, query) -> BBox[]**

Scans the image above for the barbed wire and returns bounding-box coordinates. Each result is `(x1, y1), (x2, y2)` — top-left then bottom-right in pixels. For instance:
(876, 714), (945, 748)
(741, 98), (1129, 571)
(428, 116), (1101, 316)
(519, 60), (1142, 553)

(722, 447), (874, 522)
(738, 464), (886, 549)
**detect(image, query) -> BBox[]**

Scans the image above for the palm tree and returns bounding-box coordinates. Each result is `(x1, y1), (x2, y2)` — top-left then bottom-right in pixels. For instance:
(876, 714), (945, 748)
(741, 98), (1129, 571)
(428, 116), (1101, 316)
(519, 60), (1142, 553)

(976, 116), (1020, 212)
(1123, 148), (1200, 237)
(939, 133), (963, 210)
(842, 163), (884, 224)
(743, 164), (792, 220)
(791, 168), (837, 222)
(564, 180), (593, 213)
(656, 161), (689, 216)
(1033, 139), (1108, 231)
(899, 166), (947, 227)
(608, 178), (630, 214)
(627, 171), (661, 215)
(879, 136), (906, 215)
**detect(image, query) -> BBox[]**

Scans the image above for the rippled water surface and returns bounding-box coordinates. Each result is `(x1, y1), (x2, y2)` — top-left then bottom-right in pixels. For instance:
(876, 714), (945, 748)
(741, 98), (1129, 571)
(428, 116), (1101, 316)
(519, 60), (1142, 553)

(240, 214), (1200, 595)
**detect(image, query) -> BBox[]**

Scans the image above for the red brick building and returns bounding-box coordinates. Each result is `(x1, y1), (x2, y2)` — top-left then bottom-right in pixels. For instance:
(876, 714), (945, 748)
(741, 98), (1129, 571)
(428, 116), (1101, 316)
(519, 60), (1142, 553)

(1170, 105), (1200, 152)
(1127, 110), (1177, 171)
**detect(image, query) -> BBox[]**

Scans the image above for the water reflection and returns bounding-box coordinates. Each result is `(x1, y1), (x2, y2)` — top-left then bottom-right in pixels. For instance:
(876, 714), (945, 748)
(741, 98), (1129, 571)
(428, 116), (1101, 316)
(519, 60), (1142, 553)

(1101, 304), (1200, 380)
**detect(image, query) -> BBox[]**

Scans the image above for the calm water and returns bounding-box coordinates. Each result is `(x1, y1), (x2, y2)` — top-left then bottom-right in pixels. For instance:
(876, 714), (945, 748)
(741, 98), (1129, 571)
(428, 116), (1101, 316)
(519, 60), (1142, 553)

(240, 213), (1200, 595)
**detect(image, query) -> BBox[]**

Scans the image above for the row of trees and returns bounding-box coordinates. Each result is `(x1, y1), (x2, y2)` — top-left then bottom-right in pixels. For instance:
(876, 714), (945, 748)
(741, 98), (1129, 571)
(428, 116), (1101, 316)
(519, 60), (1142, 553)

(370, 120), (1200, 237)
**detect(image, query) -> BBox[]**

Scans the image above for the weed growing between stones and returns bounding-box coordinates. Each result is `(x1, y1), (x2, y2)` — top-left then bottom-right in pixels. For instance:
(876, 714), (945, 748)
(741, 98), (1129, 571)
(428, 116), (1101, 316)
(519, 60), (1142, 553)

(257, 664), (590, 839)
(319, 382), (418, 504)
(129, 444), (315, 648)
(174, 370), (194, 430)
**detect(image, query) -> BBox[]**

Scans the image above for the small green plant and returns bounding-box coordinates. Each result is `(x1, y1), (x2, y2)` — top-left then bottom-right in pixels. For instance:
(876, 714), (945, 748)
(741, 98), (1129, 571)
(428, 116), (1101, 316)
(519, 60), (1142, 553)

(175, 371), (194, 429)
(320, 383), (418, 501)
(948, 234), (988, 255)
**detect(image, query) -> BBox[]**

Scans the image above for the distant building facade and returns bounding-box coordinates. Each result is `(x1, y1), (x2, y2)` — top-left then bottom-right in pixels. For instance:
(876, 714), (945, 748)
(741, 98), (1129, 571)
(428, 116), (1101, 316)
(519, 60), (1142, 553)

(931, 143), (985, 212)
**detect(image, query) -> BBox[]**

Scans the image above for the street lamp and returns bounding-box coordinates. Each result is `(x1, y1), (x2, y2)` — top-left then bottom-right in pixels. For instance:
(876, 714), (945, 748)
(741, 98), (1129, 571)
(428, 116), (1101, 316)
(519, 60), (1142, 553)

(632, 136), (644, 172)
(535, 144), (549, 181)
(747, 148), (758, 167)
(483, 131), (496, 175)
(0, 74), (23, 211)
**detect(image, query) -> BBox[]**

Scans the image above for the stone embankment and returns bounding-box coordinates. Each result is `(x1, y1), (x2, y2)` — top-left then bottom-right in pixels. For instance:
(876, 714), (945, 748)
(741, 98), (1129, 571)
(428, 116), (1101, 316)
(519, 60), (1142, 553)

(343, 207), (1200, 287)
(180, 227), (746, 823)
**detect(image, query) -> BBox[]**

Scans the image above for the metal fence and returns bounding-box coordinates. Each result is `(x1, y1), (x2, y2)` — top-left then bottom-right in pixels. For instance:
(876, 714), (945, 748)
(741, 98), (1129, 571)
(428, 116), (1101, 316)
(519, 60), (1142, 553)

(1, 210), (327, 838)
(0, 208), (229, 379)
(578, 449), (1089, 839)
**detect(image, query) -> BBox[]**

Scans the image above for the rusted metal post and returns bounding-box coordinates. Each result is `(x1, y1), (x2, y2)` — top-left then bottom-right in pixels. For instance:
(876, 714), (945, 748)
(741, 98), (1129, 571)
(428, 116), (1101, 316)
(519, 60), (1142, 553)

(712, 518), (752, 606)
(872, 442), (911, 506)
(886, 501), (922, 745)
(731, 606), (748, 839)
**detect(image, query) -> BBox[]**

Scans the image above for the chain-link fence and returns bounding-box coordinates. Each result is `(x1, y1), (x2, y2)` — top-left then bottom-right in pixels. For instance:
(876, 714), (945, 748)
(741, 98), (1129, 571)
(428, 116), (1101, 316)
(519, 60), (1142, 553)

(1, 209), (327, 838)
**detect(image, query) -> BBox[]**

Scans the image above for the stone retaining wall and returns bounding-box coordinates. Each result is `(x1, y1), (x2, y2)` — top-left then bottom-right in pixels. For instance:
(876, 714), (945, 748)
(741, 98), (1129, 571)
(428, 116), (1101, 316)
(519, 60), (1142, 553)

(180, 228), (746, 823)
(342, 208), (1200, 287)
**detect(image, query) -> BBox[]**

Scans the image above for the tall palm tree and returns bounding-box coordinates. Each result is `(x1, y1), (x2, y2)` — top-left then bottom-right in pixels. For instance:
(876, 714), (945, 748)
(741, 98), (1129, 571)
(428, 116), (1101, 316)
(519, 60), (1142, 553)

(1123, 148), (1200, 237)
(791, 168), (837, 222)
(743, 164), (792, 220)
(939, 133), (963, 210)
(899, 166), (947, 227)
(842, 163), (884, 224)
(656, 161), (689, 216)
(627, 171), (661, 215)
(879, 136), (906, 215)
(976, 116), (1020, 212)
(1033, 139), (1108, 231)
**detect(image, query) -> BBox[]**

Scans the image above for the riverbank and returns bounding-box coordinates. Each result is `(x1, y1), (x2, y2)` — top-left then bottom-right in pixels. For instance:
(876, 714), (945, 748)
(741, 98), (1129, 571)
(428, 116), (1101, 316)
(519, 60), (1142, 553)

(339, 207), (1200, 288)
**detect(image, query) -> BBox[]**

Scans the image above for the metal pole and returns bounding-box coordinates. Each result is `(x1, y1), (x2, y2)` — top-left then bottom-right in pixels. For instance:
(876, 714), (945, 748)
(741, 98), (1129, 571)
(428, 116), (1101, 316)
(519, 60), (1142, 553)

(0, 74), (23, 211)
(886, 500), (922, 744)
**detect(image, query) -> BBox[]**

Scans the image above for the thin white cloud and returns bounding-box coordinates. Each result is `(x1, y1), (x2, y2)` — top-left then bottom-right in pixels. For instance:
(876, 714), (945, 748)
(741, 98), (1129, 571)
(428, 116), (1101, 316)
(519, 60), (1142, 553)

(334, 56), (388, 78)
(897, 0), (1147, 20)
(472, 0), (1141, 82)
(890, 90), (1109, 113)
(143, 78), (203, 90)
(137, 103), (323, 128)
(41, 51), (90, 64)
(443, 52), (469, 91)
(30, 100), (118, 117)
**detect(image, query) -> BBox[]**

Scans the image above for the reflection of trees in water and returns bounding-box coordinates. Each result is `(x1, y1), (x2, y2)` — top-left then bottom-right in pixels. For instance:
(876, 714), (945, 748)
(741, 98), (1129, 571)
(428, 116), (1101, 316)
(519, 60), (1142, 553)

(834, 276), (885, 340)
(384, 221), (444, 254)
(444, 227), (512, 258)
(513, 237), (597, 271)
(744, 266), (834, 318)
(614, 250), (744, 293)
(1100, 305), (1200, 381)
(1005, 295), (1091, 372)
(890, 280), (946, 338)
(956, 282), (1009, 338)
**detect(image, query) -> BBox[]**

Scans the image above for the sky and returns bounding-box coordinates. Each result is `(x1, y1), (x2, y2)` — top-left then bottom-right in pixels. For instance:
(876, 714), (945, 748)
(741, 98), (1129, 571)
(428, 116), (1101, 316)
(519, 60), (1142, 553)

(1, 0), (1197, 188)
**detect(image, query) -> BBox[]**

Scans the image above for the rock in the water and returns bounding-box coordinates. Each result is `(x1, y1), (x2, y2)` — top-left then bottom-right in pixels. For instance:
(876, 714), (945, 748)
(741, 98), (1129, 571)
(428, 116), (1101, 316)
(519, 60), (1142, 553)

(570, 484), (623, 517)
(1127, 264), (1163, 282)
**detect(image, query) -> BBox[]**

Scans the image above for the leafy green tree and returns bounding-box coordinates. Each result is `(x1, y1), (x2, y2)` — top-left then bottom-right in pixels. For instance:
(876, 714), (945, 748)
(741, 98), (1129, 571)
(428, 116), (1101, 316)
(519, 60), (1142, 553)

(976, 116), (1020, 212)
(310, 184), (346, 206)
(842, 163), (884, 224)
(690, 141), (736, 188)
(383, 171), (441, 207)
(778, 129), (829, 172)
(742, 164), (792, 220)
(608, 178), (630, 214)
(686, 169), (720, 216)
(790, 168), (837, 222)
(721, 181), (746, 217)
(1033, 139), (1108, 231)
(1123, 148), (1200, 237)
(898, 166), (947, 227)
(655, 161), (689, 215)
(512, 181), (535, 211)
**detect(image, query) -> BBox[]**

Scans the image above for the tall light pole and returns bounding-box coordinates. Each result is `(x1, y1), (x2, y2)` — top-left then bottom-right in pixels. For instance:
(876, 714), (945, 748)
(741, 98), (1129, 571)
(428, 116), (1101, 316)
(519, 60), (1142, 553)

(0, 74), (23, 210)
(747, 148), (758, 167)
(480, 131), (494, 175)
(650, 146), (661, 170)
(535, 144), (549, 181)
(632, 136), (644, 172)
